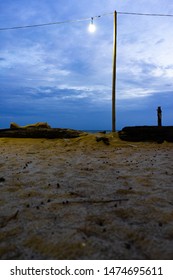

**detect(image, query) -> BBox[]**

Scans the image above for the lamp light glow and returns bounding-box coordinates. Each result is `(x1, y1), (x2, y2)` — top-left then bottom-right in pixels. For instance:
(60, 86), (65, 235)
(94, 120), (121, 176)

(88, 17), (96, 32)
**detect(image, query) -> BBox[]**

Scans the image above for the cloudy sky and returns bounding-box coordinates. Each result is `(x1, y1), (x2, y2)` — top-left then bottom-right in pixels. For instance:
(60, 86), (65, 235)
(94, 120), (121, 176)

(0, 0), (173, 130)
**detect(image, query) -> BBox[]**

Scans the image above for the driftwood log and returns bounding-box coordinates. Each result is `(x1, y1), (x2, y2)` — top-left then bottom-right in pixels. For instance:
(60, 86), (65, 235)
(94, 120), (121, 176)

(118, 126), (173, 143)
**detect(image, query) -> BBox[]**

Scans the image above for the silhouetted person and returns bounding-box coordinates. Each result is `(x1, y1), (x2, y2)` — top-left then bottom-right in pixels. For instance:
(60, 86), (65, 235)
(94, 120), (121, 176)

(157, 106), (162, 126)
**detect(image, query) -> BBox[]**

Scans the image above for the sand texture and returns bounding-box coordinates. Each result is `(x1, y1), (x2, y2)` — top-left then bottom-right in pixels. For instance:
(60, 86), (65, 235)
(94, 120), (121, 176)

(0, 133), (173, 260)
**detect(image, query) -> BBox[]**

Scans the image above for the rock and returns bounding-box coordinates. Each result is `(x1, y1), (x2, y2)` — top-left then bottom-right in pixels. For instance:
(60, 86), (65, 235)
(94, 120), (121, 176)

(10, 122), (51, 129)
(0, 127), (83, 139)
(96, 136), (110, 145)
(0, 177), (5, 182)
(118, 126), (173, 142)
(10, 122), (20, 129)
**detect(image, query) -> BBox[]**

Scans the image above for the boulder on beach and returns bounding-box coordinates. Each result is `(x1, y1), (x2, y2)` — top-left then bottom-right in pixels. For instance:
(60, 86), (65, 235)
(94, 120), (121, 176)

(10, 122), (51, 129)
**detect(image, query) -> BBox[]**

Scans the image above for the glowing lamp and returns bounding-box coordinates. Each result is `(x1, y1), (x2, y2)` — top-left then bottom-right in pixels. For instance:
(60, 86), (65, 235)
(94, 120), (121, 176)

(88, 17), (96, 32)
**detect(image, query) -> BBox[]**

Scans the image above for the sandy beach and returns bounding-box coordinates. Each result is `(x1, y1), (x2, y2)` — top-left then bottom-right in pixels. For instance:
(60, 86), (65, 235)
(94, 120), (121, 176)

(0, 132), (173, 260)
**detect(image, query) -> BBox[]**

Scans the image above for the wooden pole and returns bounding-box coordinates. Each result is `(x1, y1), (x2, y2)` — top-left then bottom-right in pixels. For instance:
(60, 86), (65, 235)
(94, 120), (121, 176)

(157, 106), (162, 126)
(112, 11), (117, 132)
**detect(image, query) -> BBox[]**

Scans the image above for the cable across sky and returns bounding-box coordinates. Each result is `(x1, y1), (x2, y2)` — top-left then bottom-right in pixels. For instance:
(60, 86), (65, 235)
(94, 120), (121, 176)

(1, 11), (173, 31)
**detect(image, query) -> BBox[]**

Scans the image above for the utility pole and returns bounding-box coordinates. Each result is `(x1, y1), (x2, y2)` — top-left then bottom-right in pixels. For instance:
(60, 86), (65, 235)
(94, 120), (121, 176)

(157, 106), (162, 126)
(112, 11), (117, 132)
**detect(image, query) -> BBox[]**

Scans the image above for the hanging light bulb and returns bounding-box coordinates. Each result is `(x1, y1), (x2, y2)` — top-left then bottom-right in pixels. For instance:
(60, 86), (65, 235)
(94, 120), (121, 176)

(88, 17), (96, 33)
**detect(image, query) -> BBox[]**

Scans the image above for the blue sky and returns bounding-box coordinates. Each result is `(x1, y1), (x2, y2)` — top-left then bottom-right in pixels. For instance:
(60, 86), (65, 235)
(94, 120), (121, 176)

(0, 0), (173, 130)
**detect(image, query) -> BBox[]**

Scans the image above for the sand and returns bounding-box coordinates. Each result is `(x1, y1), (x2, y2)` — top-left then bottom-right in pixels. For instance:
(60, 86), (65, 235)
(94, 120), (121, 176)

(0, 133), (173, 260)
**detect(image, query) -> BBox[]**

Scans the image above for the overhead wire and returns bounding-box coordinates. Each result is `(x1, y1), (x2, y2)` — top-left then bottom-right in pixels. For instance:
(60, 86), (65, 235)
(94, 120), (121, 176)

(117, 11), (173, 17)
(0, 12), (113, 31)
(0, 17), (92, 31)
(0, 11), (173, 31)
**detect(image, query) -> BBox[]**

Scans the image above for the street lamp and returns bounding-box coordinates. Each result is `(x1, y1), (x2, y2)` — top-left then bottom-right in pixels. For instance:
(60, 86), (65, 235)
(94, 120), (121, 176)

(88, 17), (96, 33)
(88, 12), (117, 131)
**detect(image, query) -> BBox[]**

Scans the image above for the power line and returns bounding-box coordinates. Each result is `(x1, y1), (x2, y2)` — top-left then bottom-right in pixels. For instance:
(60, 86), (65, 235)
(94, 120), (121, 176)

(0, 11), (173, 31)
(117, 11), (173, 17)
(0, 12), (113, 31)
(0, 18), (92, 31)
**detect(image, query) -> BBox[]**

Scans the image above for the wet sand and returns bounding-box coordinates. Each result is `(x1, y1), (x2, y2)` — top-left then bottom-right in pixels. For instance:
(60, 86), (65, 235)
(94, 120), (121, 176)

(0, 133), (173, 259)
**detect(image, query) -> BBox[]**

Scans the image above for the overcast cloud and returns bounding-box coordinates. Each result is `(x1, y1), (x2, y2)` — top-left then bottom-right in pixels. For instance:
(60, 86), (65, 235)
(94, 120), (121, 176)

(0, 0), (173, 130)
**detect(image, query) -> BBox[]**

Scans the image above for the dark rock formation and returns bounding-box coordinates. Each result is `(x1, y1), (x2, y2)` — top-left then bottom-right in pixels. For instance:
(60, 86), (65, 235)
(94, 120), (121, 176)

(0, 128), (83, 139)
(118, 126), (173, 142)
(96, 136), (110, 145)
